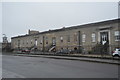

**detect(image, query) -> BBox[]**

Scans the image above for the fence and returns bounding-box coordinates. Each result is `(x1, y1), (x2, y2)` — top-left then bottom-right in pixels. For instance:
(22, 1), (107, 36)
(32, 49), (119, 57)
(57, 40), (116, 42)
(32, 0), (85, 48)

(13, 44), (120, 55)
(52, 44), (120, 55)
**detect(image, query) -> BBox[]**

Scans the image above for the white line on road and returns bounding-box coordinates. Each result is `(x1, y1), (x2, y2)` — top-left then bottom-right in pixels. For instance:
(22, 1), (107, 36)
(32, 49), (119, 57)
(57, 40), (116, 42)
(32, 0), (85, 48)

(2, 69), (25, 78)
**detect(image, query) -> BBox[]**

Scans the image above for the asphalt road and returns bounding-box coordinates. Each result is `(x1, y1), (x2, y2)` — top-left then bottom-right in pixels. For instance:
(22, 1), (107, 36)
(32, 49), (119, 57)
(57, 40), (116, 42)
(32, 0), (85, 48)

(2, 53), (119, 78)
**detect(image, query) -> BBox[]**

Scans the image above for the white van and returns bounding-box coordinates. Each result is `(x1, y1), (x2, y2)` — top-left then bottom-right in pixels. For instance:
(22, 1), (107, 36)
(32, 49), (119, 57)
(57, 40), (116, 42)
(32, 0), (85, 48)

(112, 48), (120, 57)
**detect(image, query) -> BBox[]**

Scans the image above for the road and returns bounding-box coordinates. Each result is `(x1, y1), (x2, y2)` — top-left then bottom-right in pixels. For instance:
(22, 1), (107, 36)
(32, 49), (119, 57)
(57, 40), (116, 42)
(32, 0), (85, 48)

(2, 53), (119, 78)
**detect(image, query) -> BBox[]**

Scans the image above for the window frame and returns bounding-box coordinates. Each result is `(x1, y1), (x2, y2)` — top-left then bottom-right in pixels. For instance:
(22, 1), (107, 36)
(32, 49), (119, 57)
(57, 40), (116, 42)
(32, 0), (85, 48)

(91, 33), (96, 42)
(82, 34), (86, 42)
(67, 35), (70, 42)
(60, 36), (63, 42)
(114, 31), (120, 41)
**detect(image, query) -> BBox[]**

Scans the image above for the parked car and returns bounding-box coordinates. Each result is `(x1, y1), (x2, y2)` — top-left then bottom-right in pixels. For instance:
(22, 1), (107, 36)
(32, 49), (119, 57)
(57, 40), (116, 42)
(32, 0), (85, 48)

(13, 49), (22, 53)
(56, 49), (72, 54)
(112, 48), (120, 57)
(21, 49), (31, 53)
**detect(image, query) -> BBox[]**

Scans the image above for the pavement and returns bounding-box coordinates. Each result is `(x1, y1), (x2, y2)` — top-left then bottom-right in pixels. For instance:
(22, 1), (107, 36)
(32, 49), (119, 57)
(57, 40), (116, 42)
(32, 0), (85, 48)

(11, 52), (120, 65)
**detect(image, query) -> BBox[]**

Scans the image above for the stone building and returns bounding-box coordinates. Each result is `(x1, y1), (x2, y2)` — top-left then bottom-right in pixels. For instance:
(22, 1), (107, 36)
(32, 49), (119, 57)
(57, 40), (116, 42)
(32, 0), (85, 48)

(11, 19), (120, 54)
(2, 35), (11, 52)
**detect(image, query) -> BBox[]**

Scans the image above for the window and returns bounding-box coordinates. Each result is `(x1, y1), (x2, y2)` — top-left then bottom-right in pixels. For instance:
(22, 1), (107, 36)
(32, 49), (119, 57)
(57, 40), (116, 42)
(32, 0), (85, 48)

(18, 40), (20, 45)
(60, 36), (63, 42)
(26, 40), (28, 44)
(92, 33), (96, 42)
(31, 40), (33, 44)
(35, 39), (37, 46)
(46, 37), (48, 44)
(52, 37), (56, 45)
(46, 37), (48, 40)
(40, 40), (42, 44)
(114, 31), (120, 41)
(74, 33), (77, 42)
(67, 35), (70, 42)
(82, 34), (86, 42)
(23, 41), (24, 44)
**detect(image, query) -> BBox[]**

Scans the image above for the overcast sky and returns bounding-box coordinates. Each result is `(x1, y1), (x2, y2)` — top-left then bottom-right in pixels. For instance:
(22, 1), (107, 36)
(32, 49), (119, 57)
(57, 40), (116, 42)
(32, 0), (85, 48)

(1, 2), (119, 42)
(0, 2), (2, 42)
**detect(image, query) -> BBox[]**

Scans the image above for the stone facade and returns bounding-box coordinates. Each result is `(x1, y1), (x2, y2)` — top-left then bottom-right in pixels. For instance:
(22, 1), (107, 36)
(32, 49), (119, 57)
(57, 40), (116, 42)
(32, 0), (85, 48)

(11, 19), (120, 54)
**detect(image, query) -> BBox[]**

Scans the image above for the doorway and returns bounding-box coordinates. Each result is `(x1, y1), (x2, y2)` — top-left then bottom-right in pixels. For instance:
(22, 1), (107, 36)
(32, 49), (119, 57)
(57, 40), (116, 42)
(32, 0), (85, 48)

(52, 37), (56, 46)
(100, 31), (109, 54)
(100, 32), (109, 45)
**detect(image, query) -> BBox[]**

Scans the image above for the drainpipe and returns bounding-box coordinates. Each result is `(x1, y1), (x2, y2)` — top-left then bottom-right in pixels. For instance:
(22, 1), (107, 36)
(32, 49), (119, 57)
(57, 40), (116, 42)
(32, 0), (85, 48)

(78, 31), (81, 53)
(18, 40), (20, 50)
(118, 2), (120, 49)
(43, 36), (45, 54)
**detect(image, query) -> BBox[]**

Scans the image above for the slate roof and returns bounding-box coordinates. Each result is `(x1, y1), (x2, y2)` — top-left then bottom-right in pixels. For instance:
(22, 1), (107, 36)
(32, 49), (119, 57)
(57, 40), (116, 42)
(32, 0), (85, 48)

(11, 18), (120, 39)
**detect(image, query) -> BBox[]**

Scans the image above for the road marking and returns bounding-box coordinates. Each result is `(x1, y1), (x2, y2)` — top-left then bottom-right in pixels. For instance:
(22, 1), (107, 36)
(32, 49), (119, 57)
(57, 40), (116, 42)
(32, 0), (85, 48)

(2, 69), (25, 78)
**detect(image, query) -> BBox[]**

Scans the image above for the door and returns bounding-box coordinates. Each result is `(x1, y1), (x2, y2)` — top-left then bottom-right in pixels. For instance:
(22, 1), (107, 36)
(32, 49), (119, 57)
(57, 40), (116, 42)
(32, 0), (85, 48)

(100, 32), (109, 45)
(52, 37), (56, 46)
(100, 32), (109, 54)
(35, 39), (38, 46)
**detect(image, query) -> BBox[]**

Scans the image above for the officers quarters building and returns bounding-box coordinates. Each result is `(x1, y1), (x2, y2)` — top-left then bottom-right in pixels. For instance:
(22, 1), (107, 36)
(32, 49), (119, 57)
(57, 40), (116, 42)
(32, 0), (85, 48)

(11, 19), (120, 54)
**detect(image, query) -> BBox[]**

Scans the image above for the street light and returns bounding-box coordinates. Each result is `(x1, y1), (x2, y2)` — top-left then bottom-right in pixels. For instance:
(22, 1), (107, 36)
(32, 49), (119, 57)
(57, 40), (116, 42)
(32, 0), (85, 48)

(2, 34), (8, 43)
